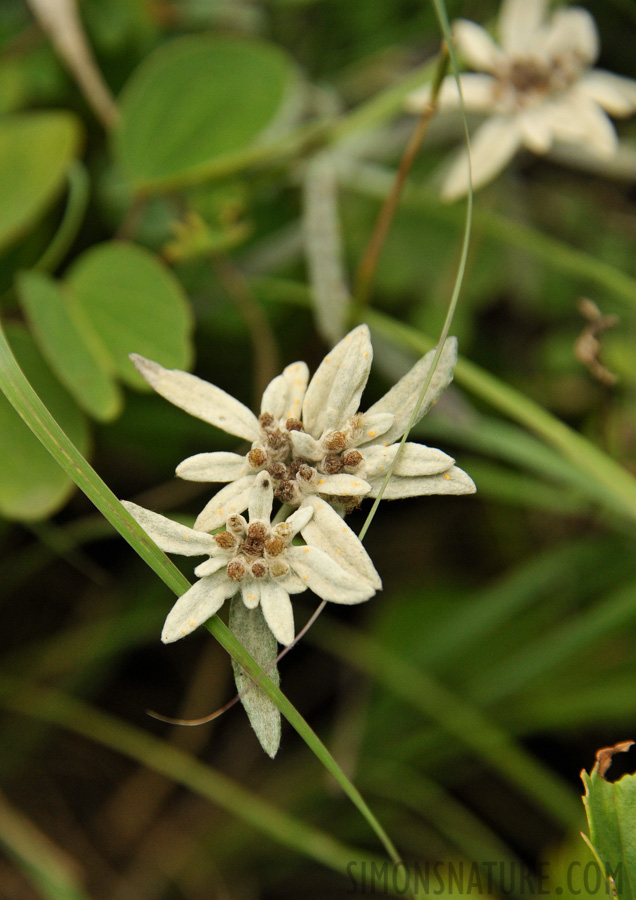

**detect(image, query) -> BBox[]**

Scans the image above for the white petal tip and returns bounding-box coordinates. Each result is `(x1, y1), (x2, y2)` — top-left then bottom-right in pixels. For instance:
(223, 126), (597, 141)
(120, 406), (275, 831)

(161, 623), (193, 643)
(130, 354), (163, 384)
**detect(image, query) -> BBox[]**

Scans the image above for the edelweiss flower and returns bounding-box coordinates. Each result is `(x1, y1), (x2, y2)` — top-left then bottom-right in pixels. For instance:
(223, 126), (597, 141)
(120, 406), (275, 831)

(132, 325), (474, 530)
(406, 0), (636, 199)
(122, 471), (380, 646)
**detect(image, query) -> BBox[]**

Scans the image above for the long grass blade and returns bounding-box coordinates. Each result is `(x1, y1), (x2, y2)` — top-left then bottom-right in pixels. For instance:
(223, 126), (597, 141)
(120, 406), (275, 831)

(0, 677), (387, 879)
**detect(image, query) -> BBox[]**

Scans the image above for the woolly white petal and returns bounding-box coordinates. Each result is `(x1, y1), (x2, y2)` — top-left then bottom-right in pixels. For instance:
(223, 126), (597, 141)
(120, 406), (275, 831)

(323, 329), (373, 434)
(453, 20), (504, 73)
(248, 471), (274, 522)
(441, 116), (522, 201)
(364, 339), (458, 446)
(283, 504), (314, 538)
(121, 500), (215, 556)
(498, 0), (547, 55)
(176, 451), (249, 483)
(287, 545), (377, 605)
(300, 494), (382, 590)
(260, 581), (295, 645)
(406, 74), (496, 114)
(543, 8), (598, 66)
(194, 556), (228, 577)
(367, 464), (476, 499)
(543, 96), (592, 144)
(289, 430), (322, 461)
(454, 73), (498, 112)
(313, 473), (370, 497)
(260, 361), (309, 421)
(161, 572), (237, 643)
(359, 413), (396, 444)
(562, 90), (618, 156)
(302, 325), (372, 437)
(579, 70), (636, 117)
(518, 107), (554, 154)
(194, 476), (254, 532)
(276, 571), (306, 595)
(241, 580), (261, 609)
(362, 443), (455, 480)
(130, 355), (259, 442)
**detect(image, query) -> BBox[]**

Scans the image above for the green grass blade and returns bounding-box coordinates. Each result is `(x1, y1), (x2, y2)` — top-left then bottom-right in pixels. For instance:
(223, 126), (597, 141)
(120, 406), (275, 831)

(310, 618), (583, 830)
(366, 309), (636, 525)
(469, 579), (636, 706)
(0, 789), (90, 900)
(0, 676), (386, 879)
(346, 163), (636, 313)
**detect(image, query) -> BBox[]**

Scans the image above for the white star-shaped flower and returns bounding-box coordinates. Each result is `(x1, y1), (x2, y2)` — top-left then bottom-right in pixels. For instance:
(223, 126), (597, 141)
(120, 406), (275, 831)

(122, 470), (380, 646)
(406, 0), (636, 199)
(131, 325), (474, 532)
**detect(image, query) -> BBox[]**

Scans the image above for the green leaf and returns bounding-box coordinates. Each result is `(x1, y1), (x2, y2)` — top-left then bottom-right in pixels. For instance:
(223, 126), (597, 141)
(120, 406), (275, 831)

(0, 324), (89, 521)
(17, 270), (122, 422)
(229, 596), (281, 758)
(582, 743), (636, 900)
(65, 241), (193, 390)
(0, 112), (81, 254)
(114, 35), (296, 191)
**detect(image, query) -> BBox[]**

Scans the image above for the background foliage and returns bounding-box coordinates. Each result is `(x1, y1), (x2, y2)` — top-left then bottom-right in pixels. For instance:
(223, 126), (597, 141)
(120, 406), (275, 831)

(1, 0), (636, 897)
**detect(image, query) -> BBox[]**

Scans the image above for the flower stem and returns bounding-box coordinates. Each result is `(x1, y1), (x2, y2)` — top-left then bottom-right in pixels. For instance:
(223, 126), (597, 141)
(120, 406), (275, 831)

(353, 46), (449, 312)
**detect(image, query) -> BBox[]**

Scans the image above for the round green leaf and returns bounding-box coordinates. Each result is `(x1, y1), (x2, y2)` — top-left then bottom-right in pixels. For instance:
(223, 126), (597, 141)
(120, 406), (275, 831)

(0, 324), (89, 521)
(115, 35), (295, 190)
(66, 241), (193, 388)
(17, 270), (122, 422)
(0, 112), (82, 254)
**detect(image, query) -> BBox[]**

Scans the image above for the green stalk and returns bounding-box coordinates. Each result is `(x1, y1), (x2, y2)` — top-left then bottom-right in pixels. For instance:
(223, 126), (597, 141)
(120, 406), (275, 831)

(0, 317), (401, 865)
(34, 161), (90, 274)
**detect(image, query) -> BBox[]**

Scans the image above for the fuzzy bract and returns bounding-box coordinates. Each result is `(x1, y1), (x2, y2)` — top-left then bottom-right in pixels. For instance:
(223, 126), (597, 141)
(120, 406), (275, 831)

(406, 0), (636, 199)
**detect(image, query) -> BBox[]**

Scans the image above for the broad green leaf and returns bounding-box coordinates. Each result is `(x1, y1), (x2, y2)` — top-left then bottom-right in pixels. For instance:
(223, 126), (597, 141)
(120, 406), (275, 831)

(17, 270), (122, 422)
(229, 596), (281, 758)
(0, 112), (81, 254)
(582, 742), (636, 900)
(115, 35), (296, 190)
(0, 324), (89, 521)
(65, 241), (193, 389)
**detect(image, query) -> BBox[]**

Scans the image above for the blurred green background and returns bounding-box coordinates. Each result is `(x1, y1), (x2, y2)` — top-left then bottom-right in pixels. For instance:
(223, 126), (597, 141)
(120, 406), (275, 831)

(1, 0), (636, 897)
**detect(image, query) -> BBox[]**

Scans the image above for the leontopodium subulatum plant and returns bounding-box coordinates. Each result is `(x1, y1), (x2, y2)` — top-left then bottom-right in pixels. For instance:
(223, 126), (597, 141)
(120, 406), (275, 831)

(406, 0), (636, 199)
(125, 325), (475, 753)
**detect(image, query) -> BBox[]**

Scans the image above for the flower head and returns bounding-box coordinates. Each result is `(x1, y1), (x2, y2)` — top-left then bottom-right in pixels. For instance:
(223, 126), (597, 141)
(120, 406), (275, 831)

(131, 325), (474, 528)
(406, 0), (636, 199)
(123, 471), (380, 646)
